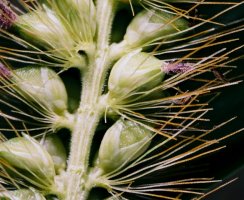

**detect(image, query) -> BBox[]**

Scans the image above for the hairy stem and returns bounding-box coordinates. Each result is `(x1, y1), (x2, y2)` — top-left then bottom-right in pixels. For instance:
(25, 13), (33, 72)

(65, 0), (117, 199)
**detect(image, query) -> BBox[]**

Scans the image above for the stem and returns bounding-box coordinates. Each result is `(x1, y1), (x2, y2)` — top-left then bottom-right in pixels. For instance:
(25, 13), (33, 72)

(65, 1), (117, 199)
(65, 57), (108, 200)
(96, 0), (117, 50)
(53, 111), (75, 131)
(65, 107), (102, 200)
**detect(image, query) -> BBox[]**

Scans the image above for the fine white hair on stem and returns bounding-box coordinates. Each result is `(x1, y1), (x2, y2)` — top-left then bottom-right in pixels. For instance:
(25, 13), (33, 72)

(0, 0), (243, 199)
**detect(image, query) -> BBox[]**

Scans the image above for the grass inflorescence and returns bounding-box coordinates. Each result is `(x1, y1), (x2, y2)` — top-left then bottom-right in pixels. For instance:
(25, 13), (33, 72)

(0, 0), (243, 199)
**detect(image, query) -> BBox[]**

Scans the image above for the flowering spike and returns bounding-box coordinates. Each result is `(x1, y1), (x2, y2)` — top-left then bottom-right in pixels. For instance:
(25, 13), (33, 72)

(0, 0), (16, 29)
(0, 0), (242, 199)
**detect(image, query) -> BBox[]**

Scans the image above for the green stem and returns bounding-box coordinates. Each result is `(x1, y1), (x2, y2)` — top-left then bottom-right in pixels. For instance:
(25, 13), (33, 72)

(96, 0), (117, 50)
(65, 108), (102, 200)
(65, 1), (117, 199)
(65, 57), (108, 200)
(53, 111), (75, 131)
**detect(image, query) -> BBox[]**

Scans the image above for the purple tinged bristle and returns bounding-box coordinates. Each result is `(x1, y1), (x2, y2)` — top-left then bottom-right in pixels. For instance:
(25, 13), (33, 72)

(0, 1), (17, 29)
(163, 61), (194, 74)
(0, 62), (11, 77)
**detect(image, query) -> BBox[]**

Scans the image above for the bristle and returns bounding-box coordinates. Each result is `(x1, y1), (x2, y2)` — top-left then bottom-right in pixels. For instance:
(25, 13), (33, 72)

(0, 61), (11, 77)
(163, 61), (195, 74)
(0, 1), (17, 29)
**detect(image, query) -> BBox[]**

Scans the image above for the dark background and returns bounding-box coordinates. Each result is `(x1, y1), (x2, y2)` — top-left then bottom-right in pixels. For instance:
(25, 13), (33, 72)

(195, 1), (244, 199)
